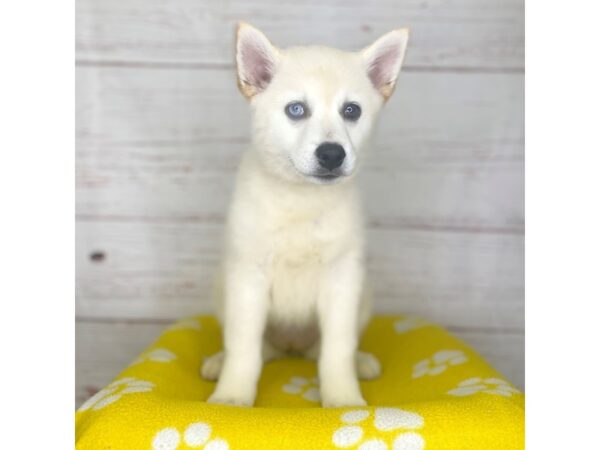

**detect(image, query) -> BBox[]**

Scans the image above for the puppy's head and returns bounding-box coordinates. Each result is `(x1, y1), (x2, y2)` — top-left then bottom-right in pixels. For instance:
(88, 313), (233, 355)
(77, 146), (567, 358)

(236, 23), (409, 185)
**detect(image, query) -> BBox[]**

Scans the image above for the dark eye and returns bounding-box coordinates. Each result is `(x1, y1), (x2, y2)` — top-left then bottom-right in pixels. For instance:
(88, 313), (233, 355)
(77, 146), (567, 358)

(342, 102), (361, 121)
(285, 102), (308, 120)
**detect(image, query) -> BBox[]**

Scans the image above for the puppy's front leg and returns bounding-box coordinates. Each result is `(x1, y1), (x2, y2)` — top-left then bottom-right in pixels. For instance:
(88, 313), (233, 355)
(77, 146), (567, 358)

(318, 252), (366, 407)
(208, 263), (268, 406)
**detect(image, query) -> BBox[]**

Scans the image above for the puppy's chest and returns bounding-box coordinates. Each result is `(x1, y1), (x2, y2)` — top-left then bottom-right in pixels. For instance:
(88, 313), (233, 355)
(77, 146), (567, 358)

(269, 212), (337, 268)
(266, 212), (338, 324)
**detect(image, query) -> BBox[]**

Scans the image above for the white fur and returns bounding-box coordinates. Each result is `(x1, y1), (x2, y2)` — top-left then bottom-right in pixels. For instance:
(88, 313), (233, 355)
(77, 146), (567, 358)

(204, 23), (409, 407)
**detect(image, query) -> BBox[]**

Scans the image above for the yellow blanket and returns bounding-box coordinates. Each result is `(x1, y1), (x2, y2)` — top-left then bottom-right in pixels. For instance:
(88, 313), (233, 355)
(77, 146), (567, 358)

(76, 316), (524, 449)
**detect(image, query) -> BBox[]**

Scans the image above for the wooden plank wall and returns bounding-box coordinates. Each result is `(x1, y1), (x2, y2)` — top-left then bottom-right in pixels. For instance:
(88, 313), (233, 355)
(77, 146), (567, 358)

(75, 0), (525, 405)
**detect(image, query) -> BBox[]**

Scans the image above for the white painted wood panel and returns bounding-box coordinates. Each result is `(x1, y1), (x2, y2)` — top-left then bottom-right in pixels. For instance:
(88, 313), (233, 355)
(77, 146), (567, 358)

(76, 67), (524, 230)
(76, 0), (524, 70)
(75, 320), (524, 407)
(75, 0), (525, 398)
(76, 220), (523, 329)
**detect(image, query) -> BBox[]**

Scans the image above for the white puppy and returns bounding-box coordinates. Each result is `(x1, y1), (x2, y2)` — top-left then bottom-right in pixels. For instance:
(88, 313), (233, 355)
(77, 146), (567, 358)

(202, 23), (409, 407)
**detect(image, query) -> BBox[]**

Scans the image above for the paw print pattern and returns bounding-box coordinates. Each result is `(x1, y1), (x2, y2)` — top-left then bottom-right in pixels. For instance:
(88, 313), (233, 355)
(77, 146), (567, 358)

(281, 376), (320, 402)
(394, 317), (429, 334)
(132, 348), (177, 365)
(332, 408), (425, 450)
(152, 422), (229, 450)
(78, 377), (154, 412)
(412, 350), (468, 378)
(165, 318), (202, 333)
(448, 377), (520, 397)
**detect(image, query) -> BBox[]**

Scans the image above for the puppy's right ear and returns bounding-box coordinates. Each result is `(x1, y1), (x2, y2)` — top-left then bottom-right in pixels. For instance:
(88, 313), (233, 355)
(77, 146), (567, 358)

(236, 23), (279, 99)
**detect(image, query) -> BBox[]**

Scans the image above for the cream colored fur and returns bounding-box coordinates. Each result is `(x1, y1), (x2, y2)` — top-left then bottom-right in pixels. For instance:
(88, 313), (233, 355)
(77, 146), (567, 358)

(202, 23), (409, 407)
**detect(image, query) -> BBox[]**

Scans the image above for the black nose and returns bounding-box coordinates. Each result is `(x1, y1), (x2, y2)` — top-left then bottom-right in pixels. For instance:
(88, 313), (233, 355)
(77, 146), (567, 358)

(315, 143), (346, 171)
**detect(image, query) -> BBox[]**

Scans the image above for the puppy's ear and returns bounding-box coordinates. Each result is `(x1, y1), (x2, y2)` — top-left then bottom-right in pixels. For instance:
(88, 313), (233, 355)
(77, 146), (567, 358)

(236, 23), (279, 99)
(361, 28), (410, 100)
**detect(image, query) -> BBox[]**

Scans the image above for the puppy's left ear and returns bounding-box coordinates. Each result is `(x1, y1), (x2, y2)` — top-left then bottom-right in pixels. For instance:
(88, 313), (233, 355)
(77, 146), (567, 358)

(236, 22), (279, 99)
(361, 28), (410, 100)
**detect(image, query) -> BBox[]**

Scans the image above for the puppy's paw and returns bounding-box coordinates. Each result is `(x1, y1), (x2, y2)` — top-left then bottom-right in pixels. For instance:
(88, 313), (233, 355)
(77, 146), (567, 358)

(321, 393), (367, 408)
(200, 352), (224, 381)
(320, 381), (367, 408)
(356, 351), (381, 380)
(207, 392), (255, 407)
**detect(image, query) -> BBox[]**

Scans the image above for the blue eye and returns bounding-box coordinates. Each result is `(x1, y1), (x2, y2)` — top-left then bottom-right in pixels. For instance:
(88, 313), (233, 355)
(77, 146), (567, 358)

(342, 102), (361, 121)
(285, 102), (308, 120)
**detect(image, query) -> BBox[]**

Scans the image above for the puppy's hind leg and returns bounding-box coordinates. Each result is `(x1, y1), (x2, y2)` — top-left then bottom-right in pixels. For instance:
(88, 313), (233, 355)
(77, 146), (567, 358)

(356, 351), (381, 380)
(201, 352), (225, 381)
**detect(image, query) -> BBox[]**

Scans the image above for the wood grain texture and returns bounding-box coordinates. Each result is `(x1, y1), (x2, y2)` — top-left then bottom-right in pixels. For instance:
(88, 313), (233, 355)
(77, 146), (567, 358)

(76, 220), (523, 329)
(76, 0), (524, 70)
(75, 0), (525, 395)
(75, 320), (524, 407)
(76, 66), (524, 231)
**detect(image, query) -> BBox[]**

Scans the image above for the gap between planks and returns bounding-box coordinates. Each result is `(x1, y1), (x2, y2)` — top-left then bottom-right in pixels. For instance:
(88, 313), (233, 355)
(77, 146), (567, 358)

(75, 59), (524, 75)
(75, 215), (524, 236)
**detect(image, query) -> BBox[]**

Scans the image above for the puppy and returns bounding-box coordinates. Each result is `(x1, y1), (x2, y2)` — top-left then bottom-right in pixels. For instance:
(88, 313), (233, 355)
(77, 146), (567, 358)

(201, 23), (409, 407)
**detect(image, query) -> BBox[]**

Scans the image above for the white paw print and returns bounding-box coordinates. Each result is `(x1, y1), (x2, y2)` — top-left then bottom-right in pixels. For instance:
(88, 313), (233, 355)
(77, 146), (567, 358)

(332, 408), (425, 450)
(448, 377), (520, 397)
(152, 422), (229, 450)
(165, 318), (202, 332)
(78, 377), (154, 412)
(394, 317), (429, 334)
(132, 348), (177, 365)
(412, 349), (468, 378)
(282, 376), (320, 402)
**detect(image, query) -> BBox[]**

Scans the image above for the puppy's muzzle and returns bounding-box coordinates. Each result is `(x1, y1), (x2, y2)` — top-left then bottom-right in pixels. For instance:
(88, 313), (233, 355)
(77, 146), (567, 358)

(315, 142), (346, 171)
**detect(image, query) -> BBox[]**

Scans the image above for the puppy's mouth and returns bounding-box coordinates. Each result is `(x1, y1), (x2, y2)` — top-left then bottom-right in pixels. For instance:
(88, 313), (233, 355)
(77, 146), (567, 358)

(287, 158), (350, 185)
(308, 171), (345, 184)
(313, 173), (340, 180)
